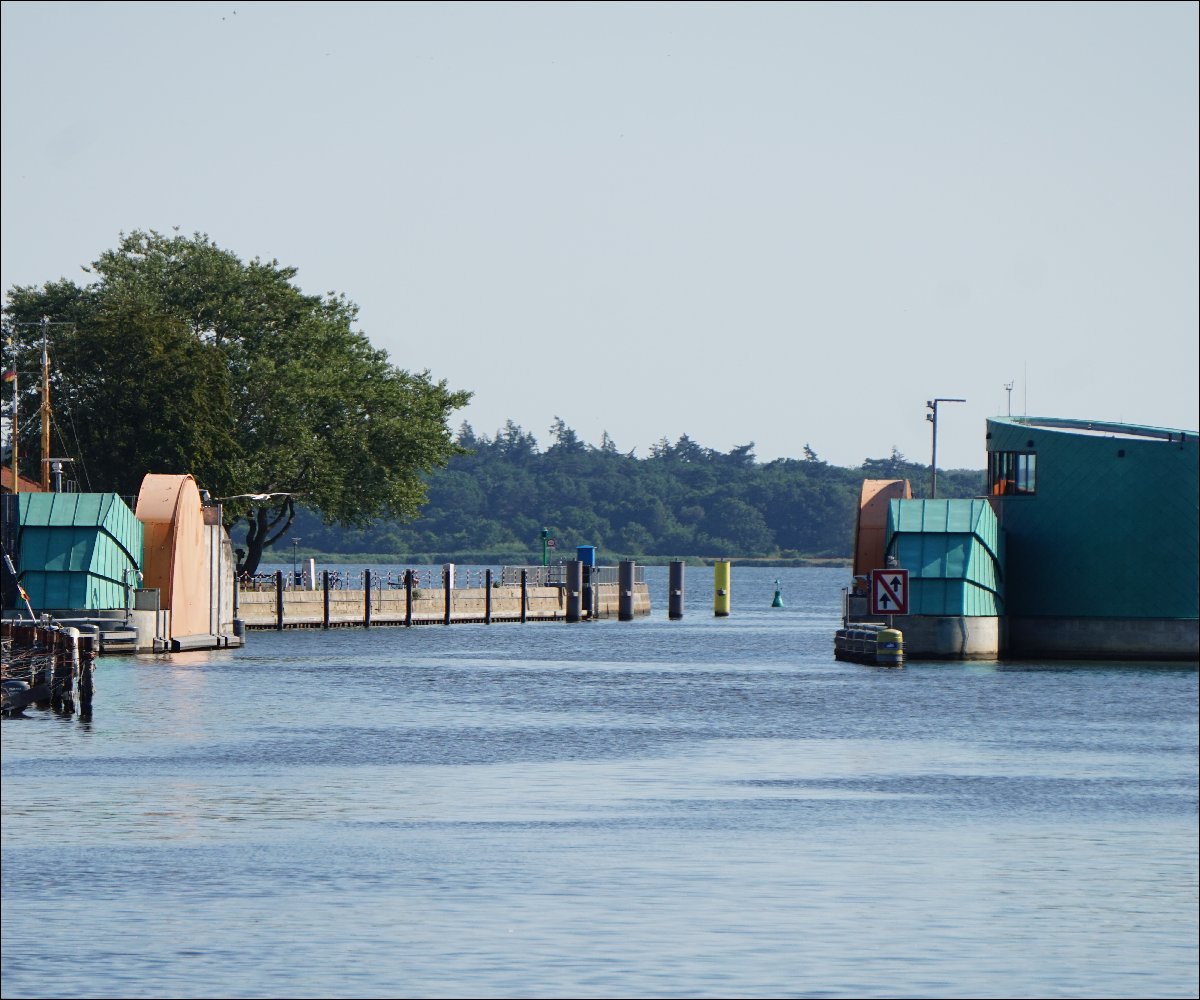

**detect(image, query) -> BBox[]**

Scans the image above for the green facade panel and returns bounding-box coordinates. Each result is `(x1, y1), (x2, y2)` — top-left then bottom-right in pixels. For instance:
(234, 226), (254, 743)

(987, 417), (1198, 619)
(16, 493), (144, 611)
(886, 499), (1002, 617)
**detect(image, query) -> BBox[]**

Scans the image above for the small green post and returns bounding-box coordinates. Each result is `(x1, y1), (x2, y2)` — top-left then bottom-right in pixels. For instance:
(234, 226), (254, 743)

(541, 527), (549, 567)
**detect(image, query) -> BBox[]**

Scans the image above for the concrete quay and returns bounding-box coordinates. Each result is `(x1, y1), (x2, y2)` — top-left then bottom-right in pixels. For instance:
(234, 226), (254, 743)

(237, 579), (651, 629)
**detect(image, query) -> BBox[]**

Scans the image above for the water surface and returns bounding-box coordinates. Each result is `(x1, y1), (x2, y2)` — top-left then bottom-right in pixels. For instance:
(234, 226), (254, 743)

(3, 567), (1197, 998)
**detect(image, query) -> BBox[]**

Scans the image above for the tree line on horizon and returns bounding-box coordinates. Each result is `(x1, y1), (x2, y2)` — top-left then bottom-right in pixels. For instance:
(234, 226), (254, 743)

(280, 418), (985, 563)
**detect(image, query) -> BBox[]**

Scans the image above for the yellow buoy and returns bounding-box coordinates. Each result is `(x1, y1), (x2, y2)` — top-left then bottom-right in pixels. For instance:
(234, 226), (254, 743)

(875, 627), (905, 667)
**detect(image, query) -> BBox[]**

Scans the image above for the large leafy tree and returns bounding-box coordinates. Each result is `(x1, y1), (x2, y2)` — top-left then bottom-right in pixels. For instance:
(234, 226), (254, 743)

(3, 230), (470, 575)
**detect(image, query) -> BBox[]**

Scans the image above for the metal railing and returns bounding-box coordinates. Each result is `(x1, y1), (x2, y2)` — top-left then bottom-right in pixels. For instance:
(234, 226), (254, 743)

(499, 563), (643, 587)
(239, 562), (646, 592)
(241, 566), (505, 592)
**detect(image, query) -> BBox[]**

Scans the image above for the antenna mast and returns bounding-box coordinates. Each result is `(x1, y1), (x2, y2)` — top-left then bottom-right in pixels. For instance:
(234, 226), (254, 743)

(6, 346), (16, 494)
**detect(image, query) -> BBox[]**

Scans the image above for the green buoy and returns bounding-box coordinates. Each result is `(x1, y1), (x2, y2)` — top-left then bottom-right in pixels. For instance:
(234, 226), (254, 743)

(771, 579), (784, 608)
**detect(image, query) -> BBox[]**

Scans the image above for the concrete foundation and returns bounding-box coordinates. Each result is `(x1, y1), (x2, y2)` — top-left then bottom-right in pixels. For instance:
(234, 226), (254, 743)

(892, 615), (1003, 660)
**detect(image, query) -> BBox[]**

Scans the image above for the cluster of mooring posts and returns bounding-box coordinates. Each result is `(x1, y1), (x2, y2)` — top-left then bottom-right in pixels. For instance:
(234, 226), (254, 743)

(1, 620), (97, 717)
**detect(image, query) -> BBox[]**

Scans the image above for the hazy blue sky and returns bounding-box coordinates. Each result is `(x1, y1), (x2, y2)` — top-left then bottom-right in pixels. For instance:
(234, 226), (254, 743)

(3, 1), (1196, 470)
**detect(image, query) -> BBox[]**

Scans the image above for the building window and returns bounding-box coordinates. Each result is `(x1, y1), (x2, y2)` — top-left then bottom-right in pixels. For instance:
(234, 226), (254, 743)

(989, 451), (1036, 496)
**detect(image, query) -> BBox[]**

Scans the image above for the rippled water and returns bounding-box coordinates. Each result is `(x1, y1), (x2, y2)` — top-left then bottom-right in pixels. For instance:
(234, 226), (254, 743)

(2, 566), (1197, 999)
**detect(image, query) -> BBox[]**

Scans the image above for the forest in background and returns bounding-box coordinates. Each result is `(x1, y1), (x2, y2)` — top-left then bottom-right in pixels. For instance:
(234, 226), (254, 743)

(270, 419), (985, 565)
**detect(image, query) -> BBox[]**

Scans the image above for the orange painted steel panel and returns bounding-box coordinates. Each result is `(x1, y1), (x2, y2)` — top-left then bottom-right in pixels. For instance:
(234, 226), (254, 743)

(853, 479), (912, 579)
(135, 474), (209, 639)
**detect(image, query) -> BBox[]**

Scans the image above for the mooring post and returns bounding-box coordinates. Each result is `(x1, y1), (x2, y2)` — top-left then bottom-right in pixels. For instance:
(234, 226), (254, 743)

(485, 568), (493, 624)
(364, 569), (372, 628)
(566, 560), (583, 623)
(520, 568), (528, 624)
(582, 564), (594, 619)
(669, 561), (685, 620)
(275, 570), (284, 630)
(322, 570), (331, 629)
(33, 626), (52, 708)
(443, 565), (452, 625)
(404, 569), (414, 626)
(50, 628), (71, 712)
(63, 627), (79, 715)
(618, 560), (635, 621)
(714, 560), (731, 617)
(78, 631), (95, 716)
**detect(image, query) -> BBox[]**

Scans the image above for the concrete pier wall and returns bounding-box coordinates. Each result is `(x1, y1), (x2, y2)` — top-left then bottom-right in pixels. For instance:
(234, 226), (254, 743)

(237, 581), (651, 629)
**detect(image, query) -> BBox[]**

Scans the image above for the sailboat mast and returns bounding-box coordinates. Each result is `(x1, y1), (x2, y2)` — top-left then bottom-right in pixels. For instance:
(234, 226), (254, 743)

(7, 359), (16, 495)
(40, 320), (51, 491)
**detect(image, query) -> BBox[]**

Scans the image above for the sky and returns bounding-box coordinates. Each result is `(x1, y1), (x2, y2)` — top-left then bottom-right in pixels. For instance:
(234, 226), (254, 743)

(2, 1), (1197, 471)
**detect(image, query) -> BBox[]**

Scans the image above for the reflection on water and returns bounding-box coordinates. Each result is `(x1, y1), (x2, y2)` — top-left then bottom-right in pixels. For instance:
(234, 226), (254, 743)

(3, 567), (1197, 999)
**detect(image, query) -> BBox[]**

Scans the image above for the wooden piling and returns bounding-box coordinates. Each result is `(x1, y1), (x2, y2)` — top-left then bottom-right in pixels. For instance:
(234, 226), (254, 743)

(443, 567), (452, 625)
(78, 630), (95, 715)
(50, 629), (72, 712)
(520, 569), (528, 624)
(364, 569), (372, 628)
(485, 569), (493, 624)
(322, 570), (331, 629)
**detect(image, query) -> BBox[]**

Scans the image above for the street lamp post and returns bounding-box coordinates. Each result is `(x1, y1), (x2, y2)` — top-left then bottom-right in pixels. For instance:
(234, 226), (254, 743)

(292, 537), (302, 589)
(926, 398), (965, 499)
